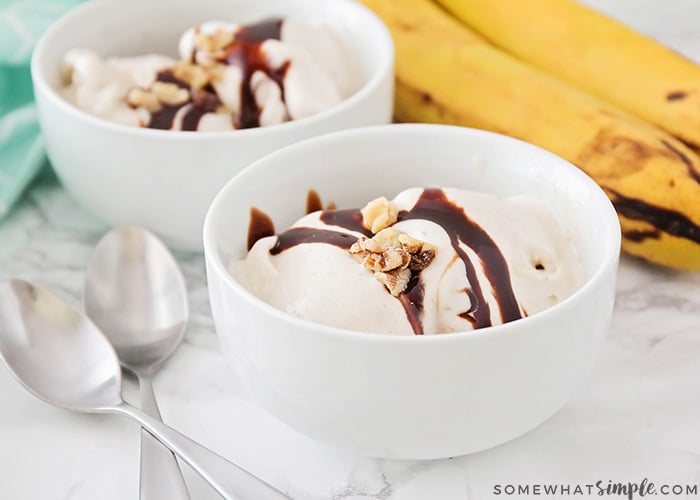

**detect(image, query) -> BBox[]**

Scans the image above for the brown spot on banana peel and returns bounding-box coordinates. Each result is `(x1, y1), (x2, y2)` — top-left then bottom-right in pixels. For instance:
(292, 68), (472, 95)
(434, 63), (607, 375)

(606, 187), (700, 245)
(666, 91), (687, 101)
(397, 21), (418, 32)
(623, 229), (661, 243)
(575, 128), (700, 182)
(395, 78), (464, 123)
(660, 139), (700, 183)
(576, 130), (649, 179)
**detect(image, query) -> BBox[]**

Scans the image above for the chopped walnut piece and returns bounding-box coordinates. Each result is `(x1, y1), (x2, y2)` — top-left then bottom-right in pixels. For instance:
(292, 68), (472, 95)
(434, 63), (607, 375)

(398, 233), (437, 271)
(373, 227), (401, 246)
(350, 234), (379, 253)
(363, 246), (410, 273)
(126, 87), (162, 112)
(207, 64), (226, 83)
(195, 29), (235, 54)
(151, 81), (190, 106)
(350, 227), (437, 296)
(374, 268), (411, 297)
(172, 62), (211, 90)
(408, 248), (436, 271)
(361, 196), (398, 233)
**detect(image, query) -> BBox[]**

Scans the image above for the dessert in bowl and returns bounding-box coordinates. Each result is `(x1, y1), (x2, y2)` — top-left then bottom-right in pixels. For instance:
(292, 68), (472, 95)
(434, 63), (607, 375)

(203, 124), (621, 459)
(31, 0), (393, 250)
(234, 186), (586, 335)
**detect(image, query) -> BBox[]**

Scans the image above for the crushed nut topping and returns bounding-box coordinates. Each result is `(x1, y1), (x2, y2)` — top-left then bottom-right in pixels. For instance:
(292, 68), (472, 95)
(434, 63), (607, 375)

(126, 87), (162, 112)
(398, 233), (437, 271)
(374, 268), (411, 297)
(361, 196), (398, 234)
(125, 30), (235, 116)
(128, 80), (192, 113)
(194, 30), (235, 55)
(151, 81), (190, 106)
(350, 227), (437, 296)
(172, 61), (216, 90)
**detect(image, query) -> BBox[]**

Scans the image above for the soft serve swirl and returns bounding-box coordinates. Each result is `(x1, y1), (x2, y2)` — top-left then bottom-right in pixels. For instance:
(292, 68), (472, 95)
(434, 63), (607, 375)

(234, 187), (585, 335)
(61, 18), (359, 131)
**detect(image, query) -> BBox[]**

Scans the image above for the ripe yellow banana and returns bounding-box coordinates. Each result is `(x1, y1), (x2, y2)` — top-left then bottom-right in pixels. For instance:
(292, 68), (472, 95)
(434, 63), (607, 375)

(359, 0), (700, 269)
(435, 0), (700, 149)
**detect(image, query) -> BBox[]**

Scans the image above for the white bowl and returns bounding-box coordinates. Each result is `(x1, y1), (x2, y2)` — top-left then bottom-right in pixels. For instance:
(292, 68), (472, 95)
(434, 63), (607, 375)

(203, 124), (621, 459)
(31, 0), (393, 251)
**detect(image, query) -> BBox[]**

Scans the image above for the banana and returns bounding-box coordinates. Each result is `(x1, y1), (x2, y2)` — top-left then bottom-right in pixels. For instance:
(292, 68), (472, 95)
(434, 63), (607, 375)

(435, 0), (700, 149)
(359, 0), (700, 269)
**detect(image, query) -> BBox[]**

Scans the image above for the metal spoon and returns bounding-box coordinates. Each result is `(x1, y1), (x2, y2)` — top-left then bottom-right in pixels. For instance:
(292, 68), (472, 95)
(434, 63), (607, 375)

(0, 279), (290, 500)
(83, 226), (190, 500)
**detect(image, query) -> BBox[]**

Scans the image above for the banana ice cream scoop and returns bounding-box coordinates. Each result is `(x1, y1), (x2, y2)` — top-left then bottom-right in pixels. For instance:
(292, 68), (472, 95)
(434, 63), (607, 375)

(61, 18), (360, 131)
(233, 187), (585, 335)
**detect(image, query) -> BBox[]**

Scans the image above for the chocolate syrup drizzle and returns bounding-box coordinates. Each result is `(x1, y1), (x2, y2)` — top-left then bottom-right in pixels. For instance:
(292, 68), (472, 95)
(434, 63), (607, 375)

(398, 189), (522, 329)
(144, 18), (288, 131)
(247, 207), (275, 251)
(219, 18), (289, 129)
(270, 227), (358, 255)
(146, 70), (224, 131)
(247, 188), (522, 335)
(320, 209), (372, 236)
(397, 274), (425, 335)
(306, 189), (323, 214)
(147, 71), (187, 130)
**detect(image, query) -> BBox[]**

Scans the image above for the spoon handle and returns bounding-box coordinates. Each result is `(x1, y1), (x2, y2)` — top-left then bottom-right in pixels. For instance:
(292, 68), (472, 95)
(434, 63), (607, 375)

(110, 402), (291, 500)
(137, 374), (191, 500)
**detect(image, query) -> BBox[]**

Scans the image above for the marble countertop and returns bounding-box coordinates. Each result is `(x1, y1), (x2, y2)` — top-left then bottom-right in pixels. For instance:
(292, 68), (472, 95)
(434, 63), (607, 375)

(2, 1), (700, 499)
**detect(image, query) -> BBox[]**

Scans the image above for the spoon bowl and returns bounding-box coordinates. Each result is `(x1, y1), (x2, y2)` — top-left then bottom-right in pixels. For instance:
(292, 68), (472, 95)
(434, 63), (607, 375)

(0, 279), (122, 411)
(83, 226), (188, 374)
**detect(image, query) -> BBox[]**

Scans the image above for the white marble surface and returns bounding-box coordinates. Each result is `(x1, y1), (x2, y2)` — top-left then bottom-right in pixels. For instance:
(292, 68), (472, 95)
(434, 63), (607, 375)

(2, 1), (700, 499)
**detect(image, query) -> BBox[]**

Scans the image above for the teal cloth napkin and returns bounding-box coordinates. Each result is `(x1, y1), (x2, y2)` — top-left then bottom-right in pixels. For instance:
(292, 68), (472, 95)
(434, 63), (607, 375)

(0, 0), (83, 220)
